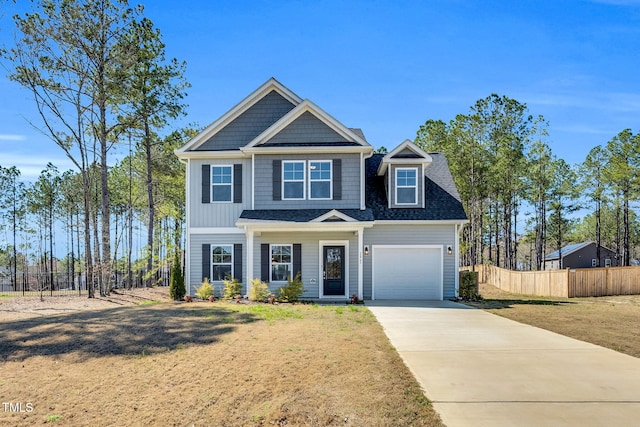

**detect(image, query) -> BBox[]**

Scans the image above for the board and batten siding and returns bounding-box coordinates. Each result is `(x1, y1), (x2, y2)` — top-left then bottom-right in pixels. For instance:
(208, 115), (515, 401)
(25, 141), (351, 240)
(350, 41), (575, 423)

(188, 233), (247, 296)
(253, 153), (361, 209)
(189, 158), (252, 228)
(196, 90), (295, 151)
(363, 224), (457, 299)
(252, 231), (359, 298)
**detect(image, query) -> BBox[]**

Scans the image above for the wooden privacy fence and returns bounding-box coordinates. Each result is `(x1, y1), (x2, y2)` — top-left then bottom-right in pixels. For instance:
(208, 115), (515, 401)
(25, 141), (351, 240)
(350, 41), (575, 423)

(462, 265), (640, 298)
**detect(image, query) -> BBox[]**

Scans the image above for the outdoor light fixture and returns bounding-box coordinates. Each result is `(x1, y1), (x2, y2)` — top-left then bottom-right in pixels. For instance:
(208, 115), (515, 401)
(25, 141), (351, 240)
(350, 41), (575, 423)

(364, 245), (370, 256)
(447, 245), (453, 255)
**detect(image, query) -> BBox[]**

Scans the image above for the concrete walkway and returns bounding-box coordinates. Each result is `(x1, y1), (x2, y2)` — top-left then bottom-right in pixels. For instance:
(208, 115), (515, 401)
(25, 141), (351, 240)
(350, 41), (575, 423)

(367, 300), (640, 427)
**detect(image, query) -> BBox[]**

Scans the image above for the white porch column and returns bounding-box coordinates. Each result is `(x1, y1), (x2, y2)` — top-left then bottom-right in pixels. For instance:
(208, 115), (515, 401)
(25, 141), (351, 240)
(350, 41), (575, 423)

(246, 228), (254, 296)
(357, 227), (364, 300)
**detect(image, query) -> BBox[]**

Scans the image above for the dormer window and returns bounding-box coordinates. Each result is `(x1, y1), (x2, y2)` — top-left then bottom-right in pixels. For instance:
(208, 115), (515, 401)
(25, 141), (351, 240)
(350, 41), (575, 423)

(395, 167), (418, 205)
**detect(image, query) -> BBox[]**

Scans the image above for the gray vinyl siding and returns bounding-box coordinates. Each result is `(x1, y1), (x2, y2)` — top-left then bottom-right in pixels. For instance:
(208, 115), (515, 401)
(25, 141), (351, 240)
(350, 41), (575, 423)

(189, 233), (247, 296)
(392, 147), (421, 158)
(363, 224), (457, 299)
(254, 153), (361, 209)
(196, 91), (295, 151)
(389, 164), (424, 208)
(189, 158), (252, 227)
(253, 231), (359, 298)
(265, 111), (348, 144)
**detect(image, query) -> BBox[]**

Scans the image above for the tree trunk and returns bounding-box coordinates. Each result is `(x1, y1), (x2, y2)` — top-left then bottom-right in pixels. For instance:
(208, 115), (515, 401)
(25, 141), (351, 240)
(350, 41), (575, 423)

(145, 118), (155, 287)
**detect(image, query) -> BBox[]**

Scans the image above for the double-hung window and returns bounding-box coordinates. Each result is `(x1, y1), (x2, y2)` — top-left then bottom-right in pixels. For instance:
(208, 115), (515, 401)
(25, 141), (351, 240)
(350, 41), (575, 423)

(271, 244), (292, 281)
(283, 161), (305, 200)
(211, 166), (232, 202)
(309, 161), (332, 199)
(395, 167), (418, 205)
(211, 245), (233, 281)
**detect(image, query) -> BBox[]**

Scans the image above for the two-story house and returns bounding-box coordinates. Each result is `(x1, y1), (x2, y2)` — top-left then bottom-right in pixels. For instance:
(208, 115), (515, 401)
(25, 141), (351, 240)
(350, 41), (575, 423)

(175, 78), (467, 300)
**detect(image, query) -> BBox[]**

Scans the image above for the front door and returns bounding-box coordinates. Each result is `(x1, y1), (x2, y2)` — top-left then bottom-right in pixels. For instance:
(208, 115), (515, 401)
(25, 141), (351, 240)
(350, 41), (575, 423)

(323, 246), (345, 296)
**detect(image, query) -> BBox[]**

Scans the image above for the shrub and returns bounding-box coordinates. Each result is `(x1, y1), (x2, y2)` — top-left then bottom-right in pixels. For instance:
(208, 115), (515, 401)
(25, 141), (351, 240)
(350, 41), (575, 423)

(169, 251), (186, 301)
(223, 276), (243, 300)
(277, 273), (305, 303)
(249, 278), (270, 301)
(195, 278), (215, 300)
(459, 271), (480, 300)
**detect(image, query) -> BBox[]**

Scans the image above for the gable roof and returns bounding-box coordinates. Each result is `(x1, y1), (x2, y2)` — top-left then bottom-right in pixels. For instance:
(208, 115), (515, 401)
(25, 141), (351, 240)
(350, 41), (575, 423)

(244, 99), (370, 149)
(175, 77), (302, 155)
(366, 153), (467, 221)
(377, 139), (433, 176)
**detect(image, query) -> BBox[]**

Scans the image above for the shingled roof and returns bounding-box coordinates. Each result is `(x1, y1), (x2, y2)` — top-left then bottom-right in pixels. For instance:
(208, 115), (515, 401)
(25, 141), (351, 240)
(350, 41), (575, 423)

(365, 153), (467, 221)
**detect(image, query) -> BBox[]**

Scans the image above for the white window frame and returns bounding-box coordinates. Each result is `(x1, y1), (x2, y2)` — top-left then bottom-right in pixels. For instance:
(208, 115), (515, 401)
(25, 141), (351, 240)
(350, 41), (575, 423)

(605, 258), (612, 267)
(395, 167), (418, 205)
(591, 259), (597, 267)
(282, 161), (306, 200)
(211, 165), (233, 203)
(308, 160), (332, 200)
(270, 244), (293, 282)
(211, 244), (233, 282)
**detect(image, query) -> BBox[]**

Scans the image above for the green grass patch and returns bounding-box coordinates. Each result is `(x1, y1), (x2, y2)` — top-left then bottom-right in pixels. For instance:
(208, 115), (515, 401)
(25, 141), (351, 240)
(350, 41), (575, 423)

(46, 414), (62, 422)
(136, 300), (163, 306)
(226, 303), (304, 322)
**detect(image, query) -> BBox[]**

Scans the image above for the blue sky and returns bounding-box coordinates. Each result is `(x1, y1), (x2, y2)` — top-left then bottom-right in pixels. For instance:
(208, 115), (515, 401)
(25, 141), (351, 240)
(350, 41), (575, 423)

(1, 0), (639, 181)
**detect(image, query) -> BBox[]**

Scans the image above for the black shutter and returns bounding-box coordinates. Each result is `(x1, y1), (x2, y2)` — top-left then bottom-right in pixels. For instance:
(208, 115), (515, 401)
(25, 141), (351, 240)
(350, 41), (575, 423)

(261, 244), (270, 282)
(202, 244), (211, 280)
(293, 244), (302, 280)
(233, 164), (242, 203)
(233, 244), (242, 282)
(272, 160), (281, 201)
(333, 159), (342, 200)
(202, 165), (210, 203)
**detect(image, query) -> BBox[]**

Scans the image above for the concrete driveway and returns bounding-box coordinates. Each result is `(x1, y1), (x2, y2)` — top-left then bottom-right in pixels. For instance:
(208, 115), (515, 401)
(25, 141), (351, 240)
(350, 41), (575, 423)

(367, 300), (640, 427)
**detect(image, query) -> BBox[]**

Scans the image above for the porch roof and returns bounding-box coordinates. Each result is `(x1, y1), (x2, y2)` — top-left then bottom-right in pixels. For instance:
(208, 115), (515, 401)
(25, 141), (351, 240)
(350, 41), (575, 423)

(238, 208), (374, 223)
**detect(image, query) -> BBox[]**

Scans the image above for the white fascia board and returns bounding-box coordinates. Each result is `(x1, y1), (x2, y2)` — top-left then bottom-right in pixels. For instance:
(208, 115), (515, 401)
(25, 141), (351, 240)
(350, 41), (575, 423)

(310, 209), (359, 223)
(241, 145), (372, 155)
(175, 78), (302, 154)
(237, 220), (373, 232)
(245, 99), (371, 148)
(190, 227), (246, 235)
(373, 219), (469, 226)
(175, 150), (250, 160)
(377, 139), (433, 176)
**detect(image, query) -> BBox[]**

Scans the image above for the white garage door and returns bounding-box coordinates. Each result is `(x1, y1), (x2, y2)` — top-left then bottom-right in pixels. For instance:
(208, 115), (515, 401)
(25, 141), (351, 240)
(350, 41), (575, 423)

(373, 246), (442, 300)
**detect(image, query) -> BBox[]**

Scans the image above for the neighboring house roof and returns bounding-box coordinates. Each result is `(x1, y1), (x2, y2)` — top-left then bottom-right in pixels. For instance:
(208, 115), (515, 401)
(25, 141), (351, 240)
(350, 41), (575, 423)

(545, 242), (593, 260)
(366, 153), (467, 221)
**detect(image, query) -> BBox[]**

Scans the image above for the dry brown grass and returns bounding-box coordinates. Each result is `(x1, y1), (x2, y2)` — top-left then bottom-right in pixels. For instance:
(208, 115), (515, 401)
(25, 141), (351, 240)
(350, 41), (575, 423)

(0, 291), (442, 427)
(467, 282), (640, 358)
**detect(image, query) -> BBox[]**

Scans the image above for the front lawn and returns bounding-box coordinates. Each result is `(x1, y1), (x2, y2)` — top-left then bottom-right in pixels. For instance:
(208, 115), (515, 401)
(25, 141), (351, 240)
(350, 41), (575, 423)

(0, 300), (442, 426)
(467, 283), (640, 358)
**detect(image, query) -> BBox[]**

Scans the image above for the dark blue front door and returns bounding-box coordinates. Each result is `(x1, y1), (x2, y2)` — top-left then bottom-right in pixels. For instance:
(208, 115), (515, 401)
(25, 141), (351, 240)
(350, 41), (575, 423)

(323, 246), (345, 296)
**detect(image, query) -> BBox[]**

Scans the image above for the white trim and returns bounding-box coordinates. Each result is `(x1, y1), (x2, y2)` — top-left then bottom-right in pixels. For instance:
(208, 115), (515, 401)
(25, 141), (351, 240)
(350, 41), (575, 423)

(357, 229), (363, 300)
(175, 78), (302, 154)
(245, 99), (370, 148)
(185, 160), (191, 294)
(270, 243), (293, 283)
(371, 245), (443, 301)
(422, 163), (426, 208)
(377, 139), (433, 176)
(394, 167), (419, 206)
(373, 220), (469, 225)
(308, 160), (332, 200)
(211, 164), (233, 203)
(454, 224), (461, 297)
(191, 227), (245, 235)
(319, 240), (350, 298)
(360, 152), (365, 210)
(175, 150), (249, 160)
(241, 146), (372, 155)
(282, 160), (306, 200)
(310, 209), (359, 223)
(246, 229), (254, 296)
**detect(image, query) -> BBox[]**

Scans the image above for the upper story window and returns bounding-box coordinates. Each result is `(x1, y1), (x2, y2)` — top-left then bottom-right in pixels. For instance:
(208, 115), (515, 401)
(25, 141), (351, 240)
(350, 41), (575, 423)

(395, 167), (418, 205)
(212, 166), (232, 202)
(283, 161), (306, 200)
(309, 161), (332, 199)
